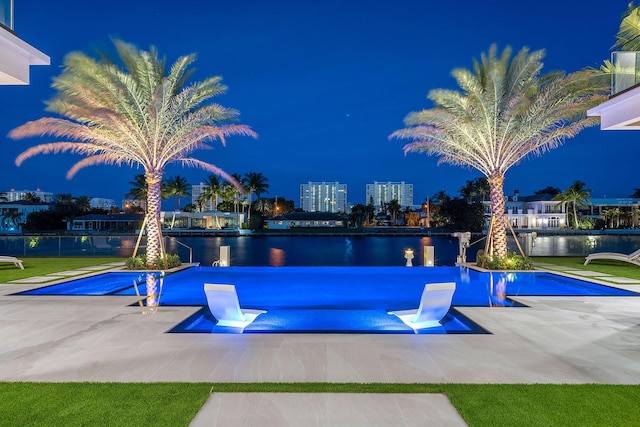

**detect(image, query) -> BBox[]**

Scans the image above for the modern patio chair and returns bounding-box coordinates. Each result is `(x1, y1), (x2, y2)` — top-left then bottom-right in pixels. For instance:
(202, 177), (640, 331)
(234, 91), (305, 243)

(0, 256), (24, 270)
(584, 248), (640, 267)
(388, 282), (456, 330)
(204, 283), (266, 328)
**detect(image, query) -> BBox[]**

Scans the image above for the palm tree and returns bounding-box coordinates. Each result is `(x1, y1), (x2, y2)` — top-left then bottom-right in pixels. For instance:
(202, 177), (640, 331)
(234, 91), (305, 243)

(10, 40), (256, 267)
(387, 199), (401, 225)
(244, 171), (269, 223)
(613, 3), (640, 51)
(201, 174), (223, 212)
(391, 45), (608, 258)
(553, 181), (592, 229)
(127, 174), (149, 212)
(164, 175), (190, 211)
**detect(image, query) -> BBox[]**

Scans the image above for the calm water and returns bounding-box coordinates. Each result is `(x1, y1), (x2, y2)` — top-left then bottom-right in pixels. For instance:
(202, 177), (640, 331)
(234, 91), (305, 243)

(164, 235), (471, 266)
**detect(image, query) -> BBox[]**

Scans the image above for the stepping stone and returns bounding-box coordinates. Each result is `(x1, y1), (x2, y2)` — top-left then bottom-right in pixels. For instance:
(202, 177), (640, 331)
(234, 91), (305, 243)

(190, 393), (467, 427)
(9, 276), (55, 283)
(566, 270), (613, 277)
(75, 265), (112, 271)
(48, 270), (84, 276)
(600, 277), (640, 284)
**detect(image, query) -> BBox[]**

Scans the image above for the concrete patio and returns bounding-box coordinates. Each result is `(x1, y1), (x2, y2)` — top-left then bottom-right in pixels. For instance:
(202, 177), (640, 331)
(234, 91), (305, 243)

(1, 264), (639, 425)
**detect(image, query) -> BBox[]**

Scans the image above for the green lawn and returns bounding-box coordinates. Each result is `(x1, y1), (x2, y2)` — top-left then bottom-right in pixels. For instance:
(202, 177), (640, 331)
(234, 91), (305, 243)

(0, 257), (125, 282)
(533, 256), (640, 280)
(1, 383), (639, 426)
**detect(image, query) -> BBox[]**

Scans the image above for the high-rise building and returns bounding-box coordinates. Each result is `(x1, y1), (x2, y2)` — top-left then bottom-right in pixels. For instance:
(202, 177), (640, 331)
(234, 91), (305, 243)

(300, 181), (347, 213)
(2, 188), (53, 203)
(365, 181), (413, 208)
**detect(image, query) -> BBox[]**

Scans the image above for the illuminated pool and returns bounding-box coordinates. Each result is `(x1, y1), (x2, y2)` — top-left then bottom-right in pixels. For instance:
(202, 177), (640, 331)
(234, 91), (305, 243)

(18, 266), (638, 334)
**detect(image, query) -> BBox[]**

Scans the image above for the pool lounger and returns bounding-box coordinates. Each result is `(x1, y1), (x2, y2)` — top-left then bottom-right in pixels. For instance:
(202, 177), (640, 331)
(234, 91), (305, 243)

(388, 282), (456, 330)
(0, 256), (24, 270)
(204, 283), (266, 329)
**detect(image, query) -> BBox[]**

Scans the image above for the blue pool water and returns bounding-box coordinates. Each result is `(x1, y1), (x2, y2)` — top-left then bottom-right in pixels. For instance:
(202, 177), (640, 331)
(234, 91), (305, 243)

(17, 266), (638, 334)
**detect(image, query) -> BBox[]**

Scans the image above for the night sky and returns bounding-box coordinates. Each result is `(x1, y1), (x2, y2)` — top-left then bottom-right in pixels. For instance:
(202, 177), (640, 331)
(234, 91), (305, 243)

(1, 0), (637, 208)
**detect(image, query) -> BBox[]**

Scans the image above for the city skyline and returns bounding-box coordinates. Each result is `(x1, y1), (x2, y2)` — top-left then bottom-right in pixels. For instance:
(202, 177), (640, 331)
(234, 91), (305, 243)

(1, 1), (639, 207)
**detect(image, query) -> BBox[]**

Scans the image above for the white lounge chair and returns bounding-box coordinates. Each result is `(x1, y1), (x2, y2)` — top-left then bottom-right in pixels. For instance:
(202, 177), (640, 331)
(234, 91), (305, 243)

(204, 283), (266, 328)
(584, 248), (640, 267)
(0, 256), (24, 270)
(388, 282), (456, 330)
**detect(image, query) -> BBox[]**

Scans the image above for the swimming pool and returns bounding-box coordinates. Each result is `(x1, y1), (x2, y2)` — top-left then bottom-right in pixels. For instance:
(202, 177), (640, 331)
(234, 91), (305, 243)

(17, 266), (638, 334)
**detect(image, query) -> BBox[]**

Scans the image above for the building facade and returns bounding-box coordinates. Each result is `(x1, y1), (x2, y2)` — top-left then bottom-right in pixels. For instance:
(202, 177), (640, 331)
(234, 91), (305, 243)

(89, 197), (116, 210)
(299, 181), (347, 213)
(2, 188), (53, 203)
(191, 183), (223, 211)
(0, 0), (49, 84)
(365, 181), (413, 208)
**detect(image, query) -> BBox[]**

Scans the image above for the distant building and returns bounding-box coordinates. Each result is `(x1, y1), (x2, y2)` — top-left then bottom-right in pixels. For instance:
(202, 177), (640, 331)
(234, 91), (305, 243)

(191, 183), (222, 211)
(89, 197), (116, 210)
(265, 212), (346, 229)
(71, 214), (144, 232)
(122, 199), (146, 212)
(365, 181), (413, 208)
(483, 192), (567, 229)
(300, 181), (347, 213)
(0, 200), (52, 233)
(2, 188), (53, 203)
(0, 1), (49, 84)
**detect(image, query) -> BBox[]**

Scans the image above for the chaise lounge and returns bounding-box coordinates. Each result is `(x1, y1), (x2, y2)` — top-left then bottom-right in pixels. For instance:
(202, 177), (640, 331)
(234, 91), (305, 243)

(204, 283), (266, 329)
(388, 282), (456, 330)
(584, 248), (640, 267)
(0, 256), (24, 270)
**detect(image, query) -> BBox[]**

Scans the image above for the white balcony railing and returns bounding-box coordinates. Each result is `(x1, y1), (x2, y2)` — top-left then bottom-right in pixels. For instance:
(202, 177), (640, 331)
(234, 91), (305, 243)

(612, 51), (640, 95)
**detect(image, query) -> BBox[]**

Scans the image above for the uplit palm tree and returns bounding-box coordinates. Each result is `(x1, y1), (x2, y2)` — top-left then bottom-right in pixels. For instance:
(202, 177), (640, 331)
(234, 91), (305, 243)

(164, 175), (190, 211)
(10, 40), (256, 267)
(391, 45), (608, 258)
(553, 181), (592, 229)
(613, 3), (640, 51)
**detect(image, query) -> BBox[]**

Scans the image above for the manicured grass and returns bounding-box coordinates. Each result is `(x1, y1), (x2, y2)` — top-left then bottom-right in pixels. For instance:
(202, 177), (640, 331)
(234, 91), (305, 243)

(0, 257), (125, 283)
(1, 383), (639, 426)
(533, 256), (640, 280)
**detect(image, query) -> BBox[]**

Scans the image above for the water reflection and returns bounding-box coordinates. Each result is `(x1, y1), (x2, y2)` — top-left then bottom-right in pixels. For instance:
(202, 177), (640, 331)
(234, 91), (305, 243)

(488, 273), (508, 307)
(133, 272), (164, 313)
(269, 248), (286, 266)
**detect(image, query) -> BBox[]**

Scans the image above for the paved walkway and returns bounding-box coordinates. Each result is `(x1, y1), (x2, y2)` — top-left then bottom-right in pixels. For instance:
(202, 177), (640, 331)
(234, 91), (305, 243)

(1, 262), (640, 425)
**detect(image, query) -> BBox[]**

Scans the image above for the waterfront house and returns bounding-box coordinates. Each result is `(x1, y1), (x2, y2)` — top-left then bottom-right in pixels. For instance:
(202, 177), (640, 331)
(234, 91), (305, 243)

(265, 212), (346, 229)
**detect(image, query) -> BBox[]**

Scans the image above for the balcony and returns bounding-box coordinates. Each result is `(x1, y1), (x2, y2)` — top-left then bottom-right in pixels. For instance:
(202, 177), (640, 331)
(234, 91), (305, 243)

(0, 0), (13, 32)
(0, 0), (49, 85)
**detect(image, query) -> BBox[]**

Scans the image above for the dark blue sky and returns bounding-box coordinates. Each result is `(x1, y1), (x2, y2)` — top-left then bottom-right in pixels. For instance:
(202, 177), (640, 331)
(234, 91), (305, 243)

(1, 0), (638, 207)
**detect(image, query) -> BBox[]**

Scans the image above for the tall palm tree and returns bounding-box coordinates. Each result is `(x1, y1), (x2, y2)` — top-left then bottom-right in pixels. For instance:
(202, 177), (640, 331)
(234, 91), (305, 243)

(553, 181), (592, 229)
(10, 40), (256, 267)
(164, 175), (190, 211)
(244, 171), (269, 223)
(387, 199), (401, 225)
(201, 174), (223, 211)
(391, 45), (608, 258)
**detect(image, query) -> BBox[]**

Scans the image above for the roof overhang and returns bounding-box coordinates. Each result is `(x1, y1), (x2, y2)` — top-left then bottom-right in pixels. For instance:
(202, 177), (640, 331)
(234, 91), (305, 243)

(0, 27), (49, 85)
(588, 86), (640, 130)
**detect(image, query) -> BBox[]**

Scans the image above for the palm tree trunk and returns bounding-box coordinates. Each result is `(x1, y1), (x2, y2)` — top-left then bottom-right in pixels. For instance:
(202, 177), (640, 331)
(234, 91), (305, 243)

(145, 171), (163, 268)
(488, 173), (508, 258)
(572, 200), (578, 229)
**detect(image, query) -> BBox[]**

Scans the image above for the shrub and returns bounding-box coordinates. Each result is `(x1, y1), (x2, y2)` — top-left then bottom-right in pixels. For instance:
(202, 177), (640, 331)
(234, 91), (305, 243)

(126, 254), (181, 270)
(476, 252), (533, 270)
